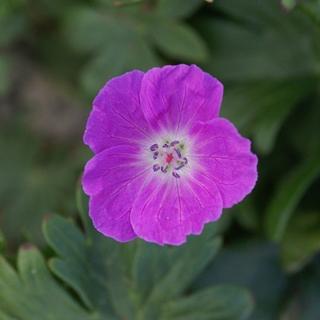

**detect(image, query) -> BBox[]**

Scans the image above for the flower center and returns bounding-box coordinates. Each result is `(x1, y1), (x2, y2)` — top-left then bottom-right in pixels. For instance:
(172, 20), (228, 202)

(149, 140), (189, 179)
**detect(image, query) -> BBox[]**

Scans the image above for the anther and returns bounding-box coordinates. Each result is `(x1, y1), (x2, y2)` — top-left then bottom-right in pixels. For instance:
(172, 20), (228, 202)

(162, 143), (169, 148)
(150, 144), (158, 151)
(174, 148), (182, 158)
(153, 164), (160, 172)
(170, 140), (180, 147)
(153, 151), (159, 160)
(161, 166), (168, 173)
(183, 157), (188, 164)
(175, 164), (185, 170)
(172, 172), (180, 178)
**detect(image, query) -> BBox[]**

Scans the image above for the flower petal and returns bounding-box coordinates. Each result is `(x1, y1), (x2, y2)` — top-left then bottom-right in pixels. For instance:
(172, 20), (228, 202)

(130, 175), (222, 246)
(191, 118), (258, 208)
(84, 70), (151, 153)
(140, 64), (223, 133)
(82, 145), (148, 242)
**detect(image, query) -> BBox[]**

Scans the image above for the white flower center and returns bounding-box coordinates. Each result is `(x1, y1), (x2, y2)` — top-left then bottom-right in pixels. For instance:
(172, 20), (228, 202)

(149, 139), (189, 179)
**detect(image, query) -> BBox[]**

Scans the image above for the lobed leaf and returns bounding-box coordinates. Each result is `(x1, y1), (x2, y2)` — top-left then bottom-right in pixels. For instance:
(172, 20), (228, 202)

(0, 246), (97, 320)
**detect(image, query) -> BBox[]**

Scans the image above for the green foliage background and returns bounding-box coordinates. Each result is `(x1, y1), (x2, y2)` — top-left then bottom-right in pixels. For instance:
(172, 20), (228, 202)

(0, 0), (320, 319)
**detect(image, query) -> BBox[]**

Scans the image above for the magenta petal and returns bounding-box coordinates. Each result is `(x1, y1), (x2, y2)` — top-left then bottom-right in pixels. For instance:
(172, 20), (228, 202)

(82, 145), (148, 242)
(191, 118), (258, 208)
(130, 176), (223, 246)
(84, 70), (151, 154)
(140, 64), (223, 132)
(82, 64), (258, 246)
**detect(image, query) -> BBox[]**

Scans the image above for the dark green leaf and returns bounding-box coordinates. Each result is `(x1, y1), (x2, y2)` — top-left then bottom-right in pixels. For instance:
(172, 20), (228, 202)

(265, 150), (320, 241)
(198, 9), (317, 81)
(222, 79), (315, 153)
(81, 37), (159, 97)
(149, 21), (208, 62)
(64, 7), (133, 54)
(162, 285), (253, 320)
(281, 212), (320, 272)
(0, 246), (96, 320)
(194, 242), (287, 320)
(40, 214), (246, 320)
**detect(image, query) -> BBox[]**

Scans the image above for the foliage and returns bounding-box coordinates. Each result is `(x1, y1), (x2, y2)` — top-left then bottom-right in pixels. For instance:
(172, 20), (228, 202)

(1, 0), (320, 318)
(0, 210), (253, 320)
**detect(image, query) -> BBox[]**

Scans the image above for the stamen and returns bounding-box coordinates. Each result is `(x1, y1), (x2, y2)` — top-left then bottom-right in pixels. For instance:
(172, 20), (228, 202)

(174, 148), (182, 158)
(153, 164), (160, 172)
(161, 165), (168, 173)
(149, 139), (188, 178)
(172, 172), (180, 178)
(150, 144), (158, 151)
(170, 140), (180, 147)
(175, 164), (185, 170)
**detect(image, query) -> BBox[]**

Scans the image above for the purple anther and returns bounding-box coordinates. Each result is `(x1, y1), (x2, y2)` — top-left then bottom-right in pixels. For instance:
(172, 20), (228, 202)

(161, 166), (168, 173)
(183, 157), (188, 164)
(153, 151), (159, 160)
(150, 144), (158, 151)
(172, 172), (180, 178)
(162, 143), (169, 148)
(170, 140), (180, 147)
(153, 164), (160, 172)
(175, 164), (185, 170)
(174, 148), (182, 158)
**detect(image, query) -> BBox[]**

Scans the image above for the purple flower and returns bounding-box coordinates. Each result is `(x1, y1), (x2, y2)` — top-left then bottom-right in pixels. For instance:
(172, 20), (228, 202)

(82, 65), (258, 246)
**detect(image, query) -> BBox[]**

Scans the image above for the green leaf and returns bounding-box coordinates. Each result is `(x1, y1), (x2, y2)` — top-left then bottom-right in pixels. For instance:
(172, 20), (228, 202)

(283, 260), (320, 319)
(156, 0), (203, 19)
(0, 126), (79, 245)
(0, 246), (96, 320)
(63, 7), (133, 54)
(281, 212), (320, 272)
(37, 214), (252, 320)
(222, 79), (315, 153)
(233, 199), (259, 231)
(288, 98), (320, 156)
(194, 242), (287, 320)
(81, 37), (159, 97)
(162, 285), (253, 320)
(265, 150), (320, 241)
(198, 6), (317, 81)
(149, 21), (208, 62)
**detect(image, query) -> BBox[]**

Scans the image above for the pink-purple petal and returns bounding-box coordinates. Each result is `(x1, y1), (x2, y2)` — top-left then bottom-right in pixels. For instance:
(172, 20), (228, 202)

(140, 64), (223, 132)
(82, 64), (258, 246)
(130, 176), (223, 246)
(82, 145), (148, 242)
(191, 118), (258, 208)
(84, 70), (151, 153)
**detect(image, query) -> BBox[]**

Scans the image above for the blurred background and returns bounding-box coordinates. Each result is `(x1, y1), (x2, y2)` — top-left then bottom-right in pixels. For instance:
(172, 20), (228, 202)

(1, 0), (320, 319)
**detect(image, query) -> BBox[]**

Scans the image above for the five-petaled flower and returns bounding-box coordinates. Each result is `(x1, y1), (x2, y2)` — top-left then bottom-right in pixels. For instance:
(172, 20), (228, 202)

(82, 64), (258, 246)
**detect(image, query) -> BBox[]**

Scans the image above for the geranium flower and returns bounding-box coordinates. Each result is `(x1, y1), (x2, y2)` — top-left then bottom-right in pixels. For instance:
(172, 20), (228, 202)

(82, 65), (258, 245)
